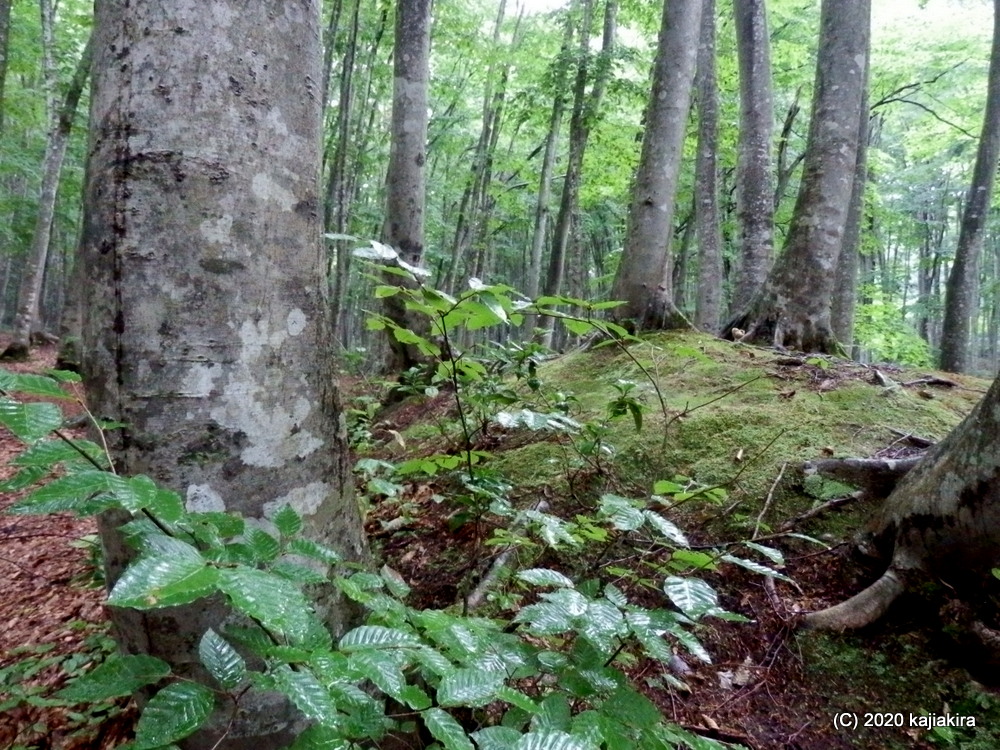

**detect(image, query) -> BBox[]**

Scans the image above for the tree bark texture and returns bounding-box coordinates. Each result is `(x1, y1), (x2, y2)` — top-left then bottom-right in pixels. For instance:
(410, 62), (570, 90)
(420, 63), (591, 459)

(726, 0), (869, 353)
(806, 370), (1000, 630)
(0, 0), (11, 134)
(939, 0), (1000, 373)
(731, 0), (775, 314)
(610, 0), (702, 330)
(693, 0), (723, 331)
(382, 0), (431, 372)
(82, 2), (367, 746)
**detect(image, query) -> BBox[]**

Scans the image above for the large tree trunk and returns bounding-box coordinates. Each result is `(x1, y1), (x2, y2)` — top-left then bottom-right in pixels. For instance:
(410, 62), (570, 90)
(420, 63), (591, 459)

(939, 0), (1000, 373)
(725, 0), (869, 352)
(806, 368), (1000, 630)
(609, 0), (702, 330)
(731, 0), (775, 314)
(81, 2), (367, 746)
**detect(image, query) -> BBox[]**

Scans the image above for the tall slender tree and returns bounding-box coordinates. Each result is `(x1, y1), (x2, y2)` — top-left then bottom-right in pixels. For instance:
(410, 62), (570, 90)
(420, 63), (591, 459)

(939, 0), (1000, 373)
(725, 0), (870, 352)
(731, 0), (775, 313)
(610, 0), (702, 330)
(82, 1), (367, 745)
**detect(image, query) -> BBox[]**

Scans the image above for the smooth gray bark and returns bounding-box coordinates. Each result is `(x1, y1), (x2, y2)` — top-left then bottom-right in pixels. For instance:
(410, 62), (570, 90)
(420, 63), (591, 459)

(610, 0), (702, 330)
(725, 0), (869, 352)
(693, 0), (722, 331)
(82, 2), (367, 746)
(731, 0), (775, 313)
(939, 0), (1000, 373)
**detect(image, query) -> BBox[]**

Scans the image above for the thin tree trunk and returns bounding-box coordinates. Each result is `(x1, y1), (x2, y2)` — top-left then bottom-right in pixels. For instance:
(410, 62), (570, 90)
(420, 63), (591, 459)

(694, 0), (723, 331)
(610, 0), (702, 330)
(3, 24), (93, 360)
(731, 0), (775, 313)
(0, 0), (11, 134)
(939, 0), (1000, 373)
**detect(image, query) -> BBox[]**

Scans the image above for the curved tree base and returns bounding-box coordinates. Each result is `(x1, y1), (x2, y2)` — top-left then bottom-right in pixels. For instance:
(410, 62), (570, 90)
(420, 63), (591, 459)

(804, 568), (906, 630)
(723, 304), (844, 354)
(0, 342), (31, 361)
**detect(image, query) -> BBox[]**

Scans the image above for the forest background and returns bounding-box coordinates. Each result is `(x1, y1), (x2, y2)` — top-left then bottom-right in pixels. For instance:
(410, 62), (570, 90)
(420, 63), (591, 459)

(1, 0), (998, 374)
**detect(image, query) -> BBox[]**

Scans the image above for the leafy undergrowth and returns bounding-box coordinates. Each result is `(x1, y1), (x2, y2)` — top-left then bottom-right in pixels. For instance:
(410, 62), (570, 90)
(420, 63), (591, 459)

(355, 330), (1000, 750)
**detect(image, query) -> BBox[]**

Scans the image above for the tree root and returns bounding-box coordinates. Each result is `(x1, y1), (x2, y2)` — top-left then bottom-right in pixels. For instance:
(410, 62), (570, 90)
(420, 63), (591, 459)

(803, 568), (905, 630)
(803, 456), (921, 498)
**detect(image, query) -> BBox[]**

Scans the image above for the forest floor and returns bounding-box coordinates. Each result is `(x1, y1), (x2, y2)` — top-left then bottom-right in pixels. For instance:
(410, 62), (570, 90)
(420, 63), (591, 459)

(3, 334), (1000, 748)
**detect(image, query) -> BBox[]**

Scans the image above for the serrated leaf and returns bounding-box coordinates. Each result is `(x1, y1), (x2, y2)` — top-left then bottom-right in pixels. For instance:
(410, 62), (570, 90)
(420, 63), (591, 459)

(271, 664), (338, 725)
(437, 668), (505, 708)
(132, 682), (215, 749)
(599, 494), (644, 531)
(338, 625), (421, 651)
(720, 554), (792, 583)
(129, 475), (184, 522)
(662, 576), (718, 618)
(0, 464), (47, 492)
(245, 527), (281, 563)
(641, 510), (689, 547)
(287, 537), (343, 564)
(9, 470), (123, 515)
(741, 541), (785, 565)
(517, 568), (575, 588)
(56, 654), (170, 703)
(0, 398), (63, 441)
(514, 730), (597, 750)
(472, 725), (524, 750)
(272, 504), (303, 538)
(497, 686), (540, 714)
(199, 630), (246, 690)
(13, 438), (107, 469)
(108, 549), (218, 609)
(348, 649), (407, 699)
(380, 564), (411, 598)
(271, 561), (329, 584)
(0, 371), (75, 399)
(423, 707), (474, 750)
(285, 723), (351, 750)
(217, 567), (317, 643)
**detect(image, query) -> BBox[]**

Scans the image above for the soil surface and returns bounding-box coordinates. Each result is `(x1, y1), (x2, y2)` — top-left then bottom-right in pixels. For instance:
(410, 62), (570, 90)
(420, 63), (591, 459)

(2, 343), (997, 749)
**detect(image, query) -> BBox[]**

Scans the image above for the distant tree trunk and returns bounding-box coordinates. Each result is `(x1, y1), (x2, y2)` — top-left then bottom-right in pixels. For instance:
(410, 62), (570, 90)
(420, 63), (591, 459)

(381, 0), (432, 372)
(0, 0), (11, 134)
(731, 0), (775, 314)
(524, 10), (574, 333)
(806, 366), (1000, 631)
(831, 63), (871, 353)
(82, 1), (367, 745)
(3, 21), (92, 360)
(725, 0), (869, 352)
(939, 0), (1000, 373)
(540, 0), (616, 346)
(610, 0), (702, 330)
(693, 0), (723, 331)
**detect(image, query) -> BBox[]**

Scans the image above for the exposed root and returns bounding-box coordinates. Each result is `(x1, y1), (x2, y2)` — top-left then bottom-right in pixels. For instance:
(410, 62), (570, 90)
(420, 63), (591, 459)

(803, 568), (906, 631)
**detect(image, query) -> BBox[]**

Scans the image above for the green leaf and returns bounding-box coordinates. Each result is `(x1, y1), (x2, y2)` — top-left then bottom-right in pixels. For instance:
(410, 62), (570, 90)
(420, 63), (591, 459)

(338, 625), (421, 651)
(534, 693), (572, 732)
(436, 668), (505, 708)
(218, 567), (318, 643)
(56, 655), (170, 703)
(514, 730), (597, 750)
(132, 682), (215, 749)
(720, 554), (792, 583)
(472, 726), (524, 750)
(422, 707), (475, 750)
(129, 475), (184, 522)
(270, 664), (338, 725)
(348, 650), (408, 700)
(270, 561), (329, 585)
(517, 568), (575, 588)
(0, 398), (64, 441)
(497, 686), (540, 715)
(663, 576), (718, 618)
(741, 541), (785, 565)
(0, 371), (75, 399)
(641, 511), (689, 547)
(13, 438), (107, 469)
(285, 723), (351, 750)
(287, 537), (343, 564)
(273, 504), (303, 538)
(0, 464), (47, 492)
(599, 494), (644, 531)
(9, 470), (123, 515)
(108, 544), (218, 610)
(199, 630), (246, 690)
(245, 527), (281, 563)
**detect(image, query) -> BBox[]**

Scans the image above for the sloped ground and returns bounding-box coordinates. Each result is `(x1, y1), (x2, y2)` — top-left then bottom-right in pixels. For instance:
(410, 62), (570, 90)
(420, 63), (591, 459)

(362, 332), (1000, 749)
(4, 333), (1000, 748)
